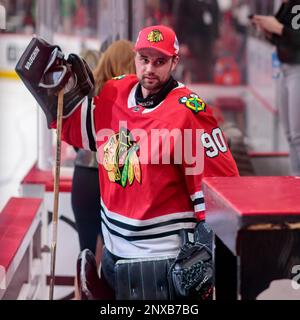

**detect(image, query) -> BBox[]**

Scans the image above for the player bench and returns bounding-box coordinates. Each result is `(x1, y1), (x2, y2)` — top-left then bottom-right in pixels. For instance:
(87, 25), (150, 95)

(20, 163), (77, 300)
(203, 176), (300, 300)
(0, 197), (44, 299)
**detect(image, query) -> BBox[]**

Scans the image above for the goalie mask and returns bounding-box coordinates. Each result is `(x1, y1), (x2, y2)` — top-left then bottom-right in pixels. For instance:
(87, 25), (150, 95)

(15, 37), (94, 127)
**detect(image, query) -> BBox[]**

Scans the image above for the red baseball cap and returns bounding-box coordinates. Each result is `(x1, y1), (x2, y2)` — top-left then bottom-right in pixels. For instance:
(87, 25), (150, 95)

(134, 25), (179, 57)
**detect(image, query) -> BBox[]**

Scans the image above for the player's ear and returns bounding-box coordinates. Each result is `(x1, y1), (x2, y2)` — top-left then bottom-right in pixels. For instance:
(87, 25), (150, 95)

(171, 55), (179, 72)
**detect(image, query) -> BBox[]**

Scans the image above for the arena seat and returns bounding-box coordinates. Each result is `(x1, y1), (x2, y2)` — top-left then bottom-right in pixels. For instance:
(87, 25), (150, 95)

(203, 176), (300, 300)
(0, 197), (44, 300)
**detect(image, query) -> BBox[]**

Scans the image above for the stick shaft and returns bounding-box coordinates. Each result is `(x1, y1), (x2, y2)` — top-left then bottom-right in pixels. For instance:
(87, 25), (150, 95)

(49, 88), (64, 300)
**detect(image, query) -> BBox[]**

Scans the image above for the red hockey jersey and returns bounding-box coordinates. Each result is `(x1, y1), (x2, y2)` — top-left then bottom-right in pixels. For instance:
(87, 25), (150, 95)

(57, 75), (238, 258)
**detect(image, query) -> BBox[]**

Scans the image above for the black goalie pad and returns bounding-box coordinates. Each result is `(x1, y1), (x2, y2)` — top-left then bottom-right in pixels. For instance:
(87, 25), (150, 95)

(15, 37), (94, 128)
(115, 257), (175, 300)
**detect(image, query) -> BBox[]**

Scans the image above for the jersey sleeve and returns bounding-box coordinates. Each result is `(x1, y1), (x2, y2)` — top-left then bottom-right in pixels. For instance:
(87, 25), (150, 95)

(178, 102), (239, 222)
(177, 115), (206, 222)
(197, 109), (239, 177)
(50, 96), (97, 151)
(183, 171), (206, 222)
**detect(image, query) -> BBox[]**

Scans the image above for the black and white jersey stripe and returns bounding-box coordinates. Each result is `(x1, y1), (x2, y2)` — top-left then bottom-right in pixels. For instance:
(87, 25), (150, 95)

(190, 191), (205, 214)
(100, 199), (197, 258)
(81, 97), (97, 151)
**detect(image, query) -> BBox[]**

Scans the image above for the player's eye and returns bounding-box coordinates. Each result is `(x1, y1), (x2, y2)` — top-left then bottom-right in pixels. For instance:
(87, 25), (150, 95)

(156, 59), (166, 66)
(140, 56), (149, 63)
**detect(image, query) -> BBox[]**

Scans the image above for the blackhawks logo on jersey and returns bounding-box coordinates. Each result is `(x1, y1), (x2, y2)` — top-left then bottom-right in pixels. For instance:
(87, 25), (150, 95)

(112, 74), (126, 80)
(179, 93), (206, 113)
(103, 127), (141, 187)
(147, 30), (164, 43)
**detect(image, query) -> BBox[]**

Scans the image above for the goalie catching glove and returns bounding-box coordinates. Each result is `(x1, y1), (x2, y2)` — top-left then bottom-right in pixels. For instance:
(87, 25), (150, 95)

(15, 37), (94, 127)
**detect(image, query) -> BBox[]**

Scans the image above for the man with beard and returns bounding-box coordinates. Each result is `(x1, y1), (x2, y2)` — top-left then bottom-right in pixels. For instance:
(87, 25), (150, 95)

(18, 25), (238, 299)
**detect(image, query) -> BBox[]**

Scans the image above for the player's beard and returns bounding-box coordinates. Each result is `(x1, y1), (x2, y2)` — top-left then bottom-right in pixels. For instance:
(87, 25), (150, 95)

(140, 75), (164, 94)
(138, 62), (174, 96)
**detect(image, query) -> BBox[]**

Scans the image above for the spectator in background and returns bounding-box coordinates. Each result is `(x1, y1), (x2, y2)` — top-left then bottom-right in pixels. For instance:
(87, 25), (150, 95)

(73, 0), (88, 35)
(252, 0), (300, 175)
(144, 0), (174, 27)
(145, 0), (163, 26)
(93, 40), (136, 95)
(213, 9), (243, 86)
(174, 0), (220, 82)
(61, 0), (76, 34)
(232, 0), (251, 83)
(23, 0), (36, 33)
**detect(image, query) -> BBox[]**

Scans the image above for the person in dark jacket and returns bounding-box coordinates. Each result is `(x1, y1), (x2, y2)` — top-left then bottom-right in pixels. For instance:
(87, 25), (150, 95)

(173, 0), (220, 82)
(252, 0), (300, 175)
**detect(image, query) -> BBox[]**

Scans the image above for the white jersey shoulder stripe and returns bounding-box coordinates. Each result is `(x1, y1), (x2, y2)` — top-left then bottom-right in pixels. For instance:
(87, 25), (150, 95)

(81, 97), (89, 150)
(190, 191), (204, 202)
(194, 203), (206, 213)
(90, 100), (97, 145)
(80, 97), (96, 151)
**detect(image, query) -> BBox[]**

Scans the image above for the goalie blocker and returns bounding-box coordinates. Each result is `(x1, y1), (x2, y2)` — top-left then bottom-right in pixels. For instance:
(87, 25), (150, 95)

(15, 37), (94, 127)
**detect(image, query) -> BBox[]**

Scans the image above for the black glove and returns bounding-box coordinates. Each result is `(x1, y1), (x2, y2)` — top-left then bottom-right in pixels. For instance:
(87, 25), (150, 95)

(44, 53), (95, 127)
(169, 222), (214, 300)
(46, 53), (95, 126)
(55, 53), (95, 117)
(15, 37), (95, 128)
(194, 220), (213, 251)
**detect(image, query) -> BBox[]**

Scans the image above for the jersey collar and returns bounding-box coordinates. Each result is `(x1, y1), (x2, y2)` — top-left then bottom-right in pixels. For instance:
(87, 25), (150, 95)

(127, 78), (185, 113)
(134, 76), (178, 109)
